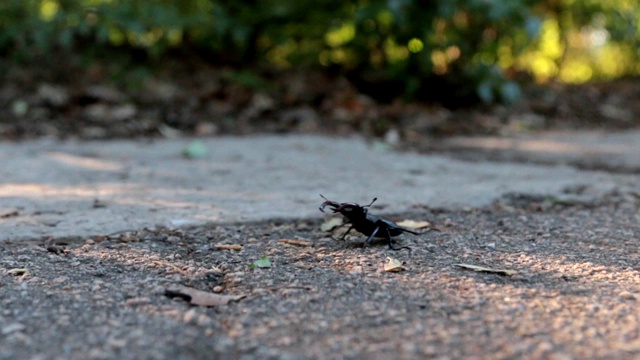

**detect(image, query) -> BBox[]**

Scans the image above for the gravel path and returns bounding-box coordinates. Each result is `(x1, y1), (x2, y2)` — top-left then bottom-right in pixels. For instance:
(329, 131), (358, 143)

(2, 194), (639, 359)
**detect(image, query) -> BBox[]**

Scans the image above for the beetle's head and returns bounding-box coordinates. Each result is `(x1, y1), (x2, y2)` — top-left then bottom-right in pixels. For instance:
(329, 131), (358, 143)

(319, 194), (341, 213)
(318, 194), (377, 216)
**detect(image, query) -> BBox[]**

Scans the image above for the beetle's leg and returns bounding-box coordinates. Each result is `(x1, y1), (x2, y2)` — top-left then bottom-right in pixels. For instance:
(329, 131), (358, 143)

(338, 225), (354, 241)
(327, 221), (351, 241)
(364, 226), (380, 246)
(385, 227), (411, 252)
(398, 227), (421, 236)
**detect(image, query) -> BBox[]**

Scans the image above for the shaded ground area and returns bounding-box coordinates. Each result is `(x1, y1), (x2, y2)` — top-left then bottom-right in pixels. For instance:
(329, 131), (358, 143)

(2, 196), (639, 359)
(2, 59), (640, 141)
(419, 129), (640, 174)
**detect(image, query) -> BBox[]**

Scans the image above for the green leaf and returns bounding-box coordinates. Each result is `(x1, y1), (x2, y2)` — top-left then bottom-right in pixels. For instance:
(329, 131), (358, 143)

(182, 141), (208, 159)
(249, 255), (271, 269)
(371, 140), (391, 152)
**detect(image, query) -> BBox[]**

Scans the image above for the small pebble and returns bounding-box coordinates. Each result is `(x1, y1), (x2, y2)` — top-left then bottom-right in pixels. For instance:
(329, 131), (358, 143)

(619, 291), (637, 300)
(2, 323), (26, 335)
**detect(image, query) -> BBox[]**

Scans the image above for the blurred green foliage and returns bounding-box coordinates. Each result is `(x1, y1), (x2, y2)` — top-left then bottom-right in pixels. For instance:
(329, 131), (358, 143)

(1, 0), (638, 105)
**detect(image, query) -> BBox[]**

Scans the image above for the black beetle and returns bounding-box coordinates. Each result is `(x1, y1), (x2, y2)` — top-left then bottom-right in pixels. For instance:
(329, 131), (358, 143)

(319, 194), (419, 251)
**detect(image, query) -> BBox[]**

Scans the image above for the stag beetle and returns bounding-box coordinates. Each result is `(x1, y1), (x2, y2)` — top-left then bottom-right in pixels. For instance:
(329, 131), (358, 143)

(319, 194), (419, 251)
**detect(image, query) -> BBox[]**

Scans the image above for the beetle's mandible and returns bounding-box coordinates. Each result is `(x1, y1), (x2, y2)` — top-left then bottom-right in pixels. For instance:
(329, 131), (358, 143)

(319, 194), (419, 251)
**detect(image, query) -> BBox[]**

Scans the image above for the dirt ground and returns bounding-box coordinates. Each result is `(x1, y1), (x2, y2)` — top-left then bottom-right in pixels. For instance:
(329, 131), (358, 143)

(2, 194), (639, 359)
(2, 59), (640, 359)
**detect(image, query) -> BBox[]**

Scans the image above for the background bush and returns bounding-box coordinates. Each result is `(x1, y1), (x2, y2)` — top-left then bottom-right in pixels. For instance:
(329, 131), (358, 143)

(1, 0), (638, 105)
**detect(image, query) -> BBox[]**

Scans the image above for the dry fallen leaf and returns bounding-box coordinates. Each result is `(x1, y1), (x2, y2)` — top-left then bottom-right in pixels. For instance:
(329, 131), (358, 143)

(396, 219), (431, 230)
(455, 263), (518, 276)
(7, 268), (29, 277)
(152, 260), (188, 275)
(279, 239), (313, 247)
(0, 210), (19, 219)
(214, 244), (243, 251)
(384, 257), (404, 272)
(165, 285), (245, 307)
(320, 217), (344, 232)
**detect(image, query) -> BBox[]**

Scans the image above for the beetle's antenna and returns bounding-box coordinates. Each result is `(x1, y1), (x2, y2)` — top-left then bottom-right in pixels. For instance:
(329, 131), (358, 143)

(365, 197), (377, 208)
(319, 194), (328, 201)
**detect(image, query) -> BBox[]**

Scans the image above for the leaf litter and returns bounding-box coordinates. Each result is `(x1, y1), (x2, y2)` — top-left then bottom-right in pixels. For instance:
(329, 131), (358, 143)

(278, 238), (313, 247)
(214, 244), (243, 251)
(384, 257), (404, 272)
(395, 219), (432, 230)
(455, 263), (518, 276)
(320, 217), (344, 232)
(164, 285), (245, 307)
